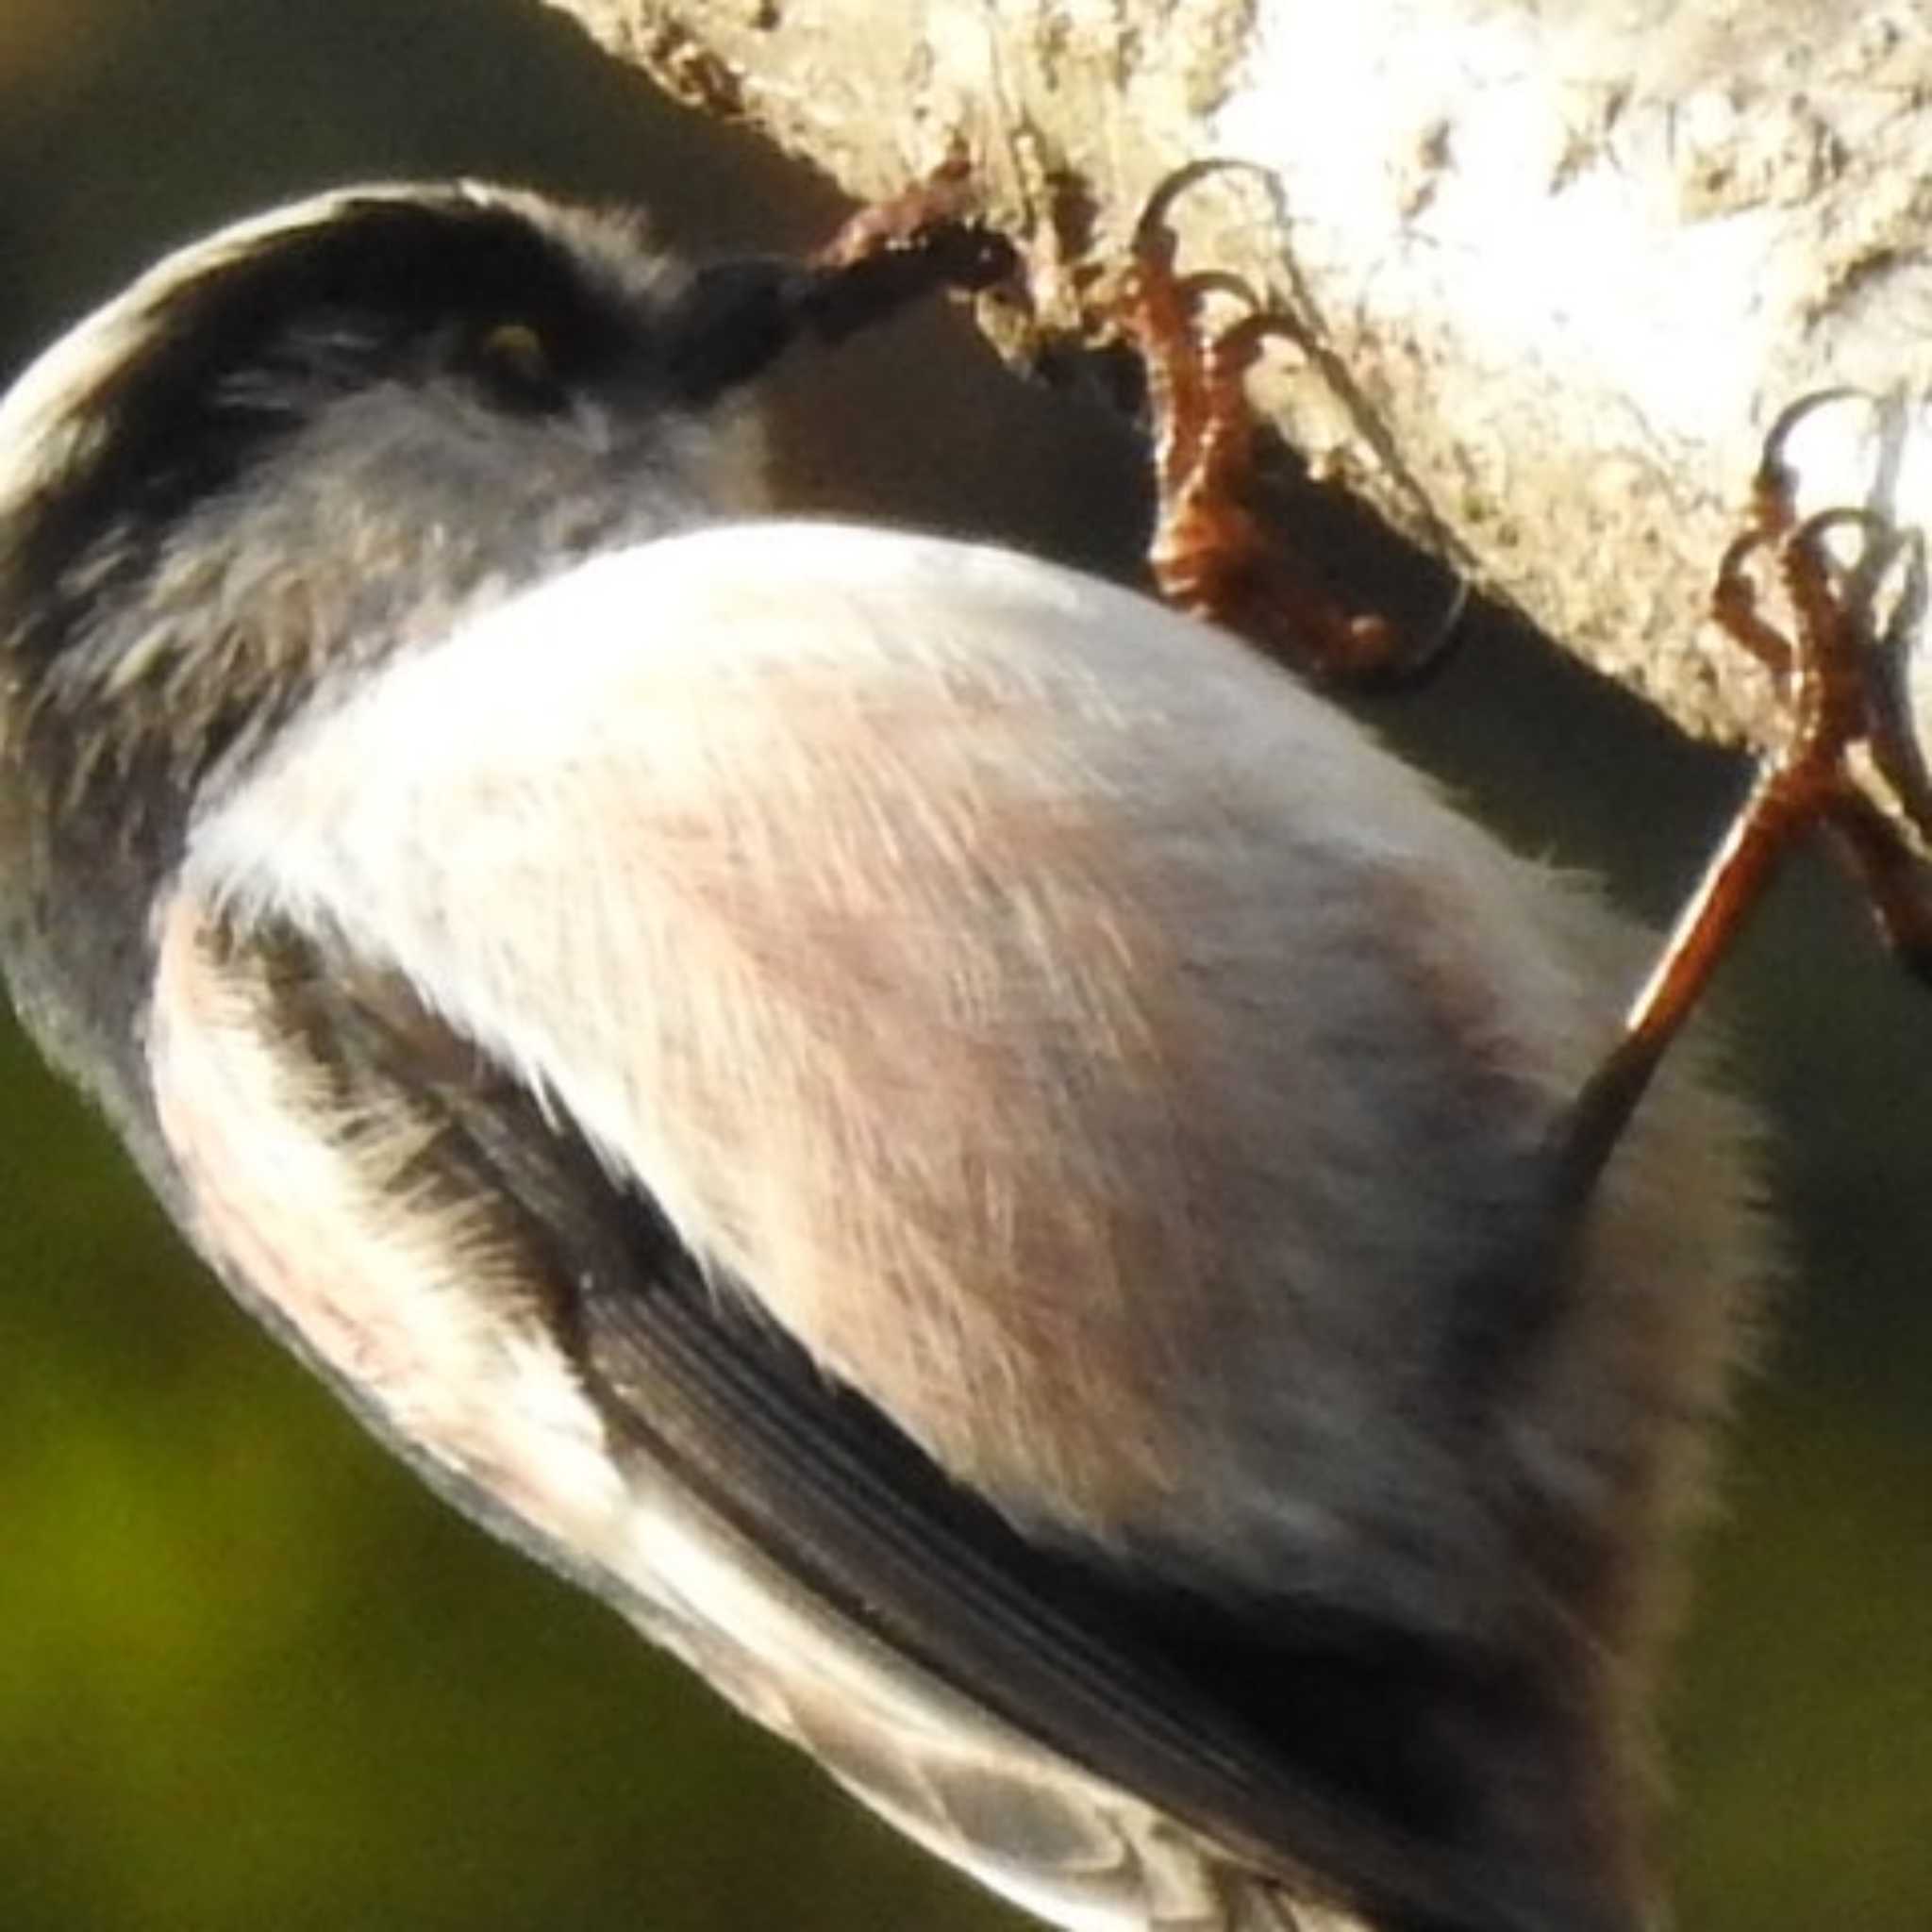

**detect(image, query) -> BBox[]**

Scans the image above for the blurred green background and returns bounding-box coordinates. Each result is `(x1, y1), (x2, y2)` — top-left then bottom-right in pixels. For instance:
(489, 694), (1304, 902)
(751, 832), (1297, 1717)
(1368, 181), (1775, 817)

(0, 3), (1925, 1928)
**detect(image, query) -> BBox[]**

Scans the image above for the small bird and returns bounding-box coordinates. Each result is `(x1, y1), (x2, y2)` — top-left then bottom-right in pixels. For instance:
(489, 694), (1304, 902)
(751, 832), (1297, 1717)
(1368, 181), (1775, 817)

(0, 181), (1769, 1932)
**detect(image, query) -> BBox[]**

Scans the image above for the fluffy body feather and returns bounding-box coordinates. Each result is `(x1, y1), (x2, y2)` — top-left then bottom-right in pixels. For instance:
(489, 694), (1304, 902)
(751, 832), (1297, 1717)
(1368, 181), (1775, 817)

(0, 186), (1770, 1932)
(182, 523), (1750, 1635)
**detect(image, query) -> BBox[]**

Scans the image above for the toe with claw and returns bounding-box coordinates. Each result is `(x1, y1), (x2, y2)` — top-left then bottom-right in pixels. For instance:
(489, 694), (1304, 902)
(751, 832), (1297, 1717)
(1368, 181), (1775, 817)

(1707, 391), (1932, 978)
(1118, 160), (1456, 684)
(1560, 392), (1932, 1204)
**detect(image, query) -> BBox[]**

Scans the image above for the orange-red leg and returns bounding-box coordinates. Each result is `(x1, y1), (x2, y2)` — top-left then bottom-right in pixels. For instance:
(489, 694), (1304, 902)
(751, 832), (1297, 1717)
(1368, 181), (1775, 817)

(1558, 399), (1930, 1201)
(1118, 160), (1449, 681)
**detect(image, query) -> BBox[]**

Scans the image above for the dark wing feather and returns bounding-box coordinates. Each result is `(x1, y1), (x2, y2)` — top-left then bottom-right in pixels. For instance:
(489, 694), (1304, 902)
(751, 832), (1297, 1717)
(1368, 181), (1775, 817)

(150, 904), (1586, 1932)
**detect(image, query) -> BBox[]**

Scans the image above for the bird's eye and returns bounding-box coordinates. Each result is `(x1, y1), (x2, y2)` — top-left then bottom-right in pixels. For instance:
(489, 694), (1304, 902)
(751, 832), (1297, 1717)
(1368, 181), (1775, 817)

(472, 320), (566, 409)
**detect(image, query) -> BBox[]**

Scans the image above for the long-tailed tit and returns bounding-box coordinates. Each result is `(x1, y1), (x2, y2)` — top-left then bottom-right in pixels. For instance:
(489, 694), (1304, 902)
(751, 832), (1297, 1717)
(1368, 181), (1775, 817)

(0, 180), (1784, 1932)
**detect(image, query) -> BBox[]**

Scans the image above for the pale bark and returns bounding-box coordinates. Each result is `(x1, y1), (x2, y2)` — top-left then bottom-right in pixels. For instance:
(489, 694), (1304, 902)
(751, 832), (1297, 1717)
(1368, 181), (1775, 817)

(539, 0), (1932, 813)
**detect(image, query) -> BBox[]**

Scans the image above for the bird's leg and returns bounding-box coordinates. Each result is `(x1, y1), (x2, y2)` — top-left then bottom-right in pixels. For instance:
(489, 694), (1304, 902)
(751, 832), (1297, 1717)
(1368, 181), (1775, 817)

(807, 158), (1460, 685)
(1557, 393), (1932, 1205)
(1118, 159), (1459, 684)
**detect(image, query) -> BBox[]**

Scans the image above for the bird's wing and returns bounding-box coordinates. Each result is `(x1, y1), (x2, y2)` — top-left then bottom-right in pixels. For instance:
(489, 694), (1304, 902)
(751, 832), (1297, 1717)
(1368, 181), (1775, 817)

(146, 523), (1574, 1932)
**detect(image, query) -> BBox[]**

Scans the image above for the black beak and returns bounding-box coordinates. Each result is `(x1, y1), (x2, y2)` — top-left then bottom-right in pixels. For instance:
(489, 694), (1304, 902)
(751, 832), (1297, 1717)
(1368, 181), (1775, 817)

(664, 216), (1016, 405)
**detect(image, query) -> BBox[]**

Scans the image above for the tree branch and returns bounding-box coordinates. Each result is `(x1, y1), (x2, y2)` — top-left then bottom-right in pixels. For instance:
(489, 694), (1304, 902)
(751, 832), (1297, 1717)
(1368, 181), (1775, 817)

(539, 0), (1932, 792)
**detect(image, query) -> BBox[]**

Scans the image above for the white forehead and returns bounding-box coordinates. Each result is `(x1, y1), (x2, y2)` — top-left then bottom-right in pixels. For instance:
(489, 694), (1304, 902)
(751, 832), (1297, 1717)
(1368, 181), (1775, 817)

(0, 181), (574, 523)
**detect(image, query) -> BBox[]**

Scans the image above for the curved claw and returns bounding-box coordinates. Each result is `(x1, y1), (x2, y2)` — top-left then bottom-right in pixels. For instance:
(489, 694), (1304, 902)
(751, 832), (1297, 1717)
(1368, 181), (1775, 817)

(1751, 388), (1890, 538)
(1121, 160), (1425, 683)
(1790, 503), (1894, 556)
(1387, 575), (1473, 687)
(1171, 268), (1266, 317)
(1758, 386), (1881, 475)
(1208, 308), (1307, 375)
(1132, 157), (1277, 253)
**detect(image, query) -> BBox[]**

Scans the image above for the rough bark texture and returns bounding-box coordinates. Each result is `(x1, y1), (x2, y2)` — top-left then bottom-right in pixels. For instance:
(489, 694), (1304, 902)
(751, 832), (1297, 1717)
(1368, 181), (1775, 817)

(538, 0), (1932, 815)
